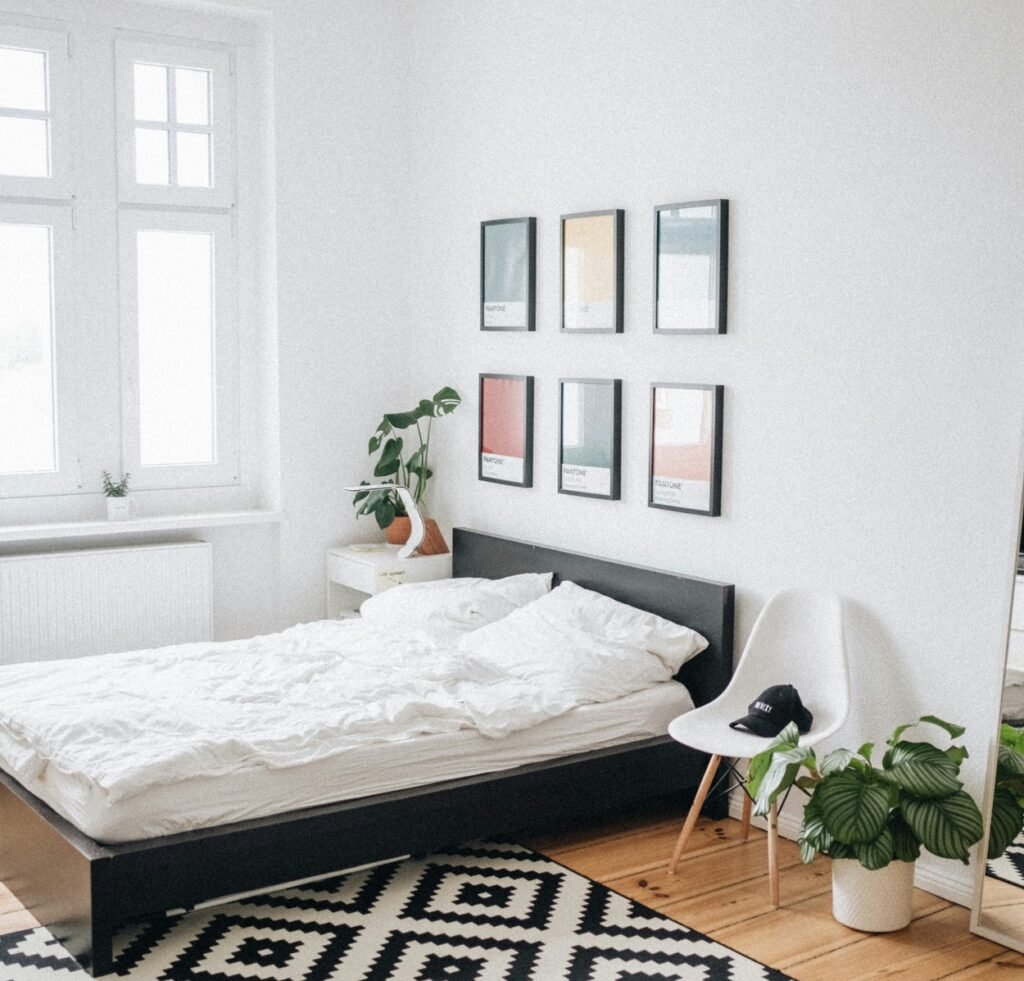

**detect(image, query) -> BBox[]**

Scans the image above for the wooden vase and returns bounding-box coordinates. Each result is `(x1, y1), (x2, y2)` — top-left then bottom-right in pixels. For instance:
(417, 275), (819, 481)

(385, 517), (412, 545)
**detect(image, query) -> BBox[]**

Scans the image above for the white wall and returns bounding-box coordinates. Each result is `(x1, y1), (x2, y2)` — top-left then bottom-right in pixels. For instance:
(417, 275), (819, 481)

(397, 0), (1024, 898)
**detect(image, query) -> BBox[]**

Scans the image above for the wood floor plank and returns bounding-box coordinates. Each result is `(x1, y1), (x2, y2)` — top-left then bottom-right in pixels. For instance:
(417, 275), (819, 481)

(0, 909), (38, 934)
(941, 949), (1024, 977)
(787, 906), (994, 980)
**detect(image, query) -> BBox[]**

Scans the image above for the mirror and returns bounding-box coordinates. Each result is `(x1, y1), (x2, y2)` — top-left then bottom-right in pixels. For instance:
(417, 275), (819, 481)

(972, 517), (1024, 948)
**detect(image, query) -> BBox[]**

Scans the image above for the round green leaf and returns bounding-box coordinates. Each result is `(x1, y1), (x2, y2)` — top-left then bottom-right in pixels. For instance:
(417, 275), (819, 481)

(901, 790), (984, 862)
(816, 771), (890, 844)
(855, 827), (895, 870)
(883, 742), (963, 798)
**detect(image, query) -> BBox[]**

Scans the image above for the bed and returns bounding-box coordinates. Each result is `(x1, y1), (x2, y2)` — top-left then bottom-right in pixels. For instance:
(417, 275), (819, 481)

(0, 528), (735, 976)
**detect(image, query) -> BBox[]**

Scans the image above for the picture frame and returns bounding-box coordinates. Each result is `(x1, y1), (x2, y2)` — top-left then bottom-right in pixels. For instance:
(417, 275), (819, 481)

(560, 209), (624, 333)
(478, 373), (534, 487)
(480, 217), (536, 331)
(558, 377), (622, 500)
(653, 199), (728, 334)
(648, 383), (723, 516)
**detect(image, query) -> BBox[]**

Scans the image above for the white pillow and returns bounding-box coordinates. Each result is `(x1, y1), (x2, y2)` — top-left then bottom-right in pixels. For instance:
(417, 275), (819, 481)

(462, 581), (708, 672)
(359, 573), (552, 641)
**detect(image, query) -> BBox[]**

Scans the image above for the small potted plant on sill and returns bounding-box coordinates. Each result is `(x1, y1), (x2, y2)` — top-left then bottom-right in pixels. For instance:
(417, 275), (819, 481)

(352, 386), (460, 554)
(749, 715), (984, 933)
(102, 470), (135, 521)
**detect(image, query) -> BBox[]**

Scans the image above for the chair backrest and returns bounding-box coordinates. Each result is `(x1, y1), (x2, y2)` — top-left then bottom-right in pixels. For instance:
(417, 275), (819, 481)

(728, 590), (850, 733)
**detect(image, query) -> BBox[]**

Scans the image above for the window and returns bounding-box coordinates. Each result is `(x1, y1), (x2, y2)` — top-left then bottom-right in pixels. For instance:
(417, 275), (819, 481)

(0, 8), (258, 509)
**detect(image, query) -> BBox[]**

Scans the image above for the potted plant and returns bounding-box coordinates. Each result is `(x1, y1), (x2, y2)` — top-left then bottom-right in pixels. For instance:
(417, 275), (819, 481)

(748, 715), (984, 932)
(985, 724), (1024, 860)
(102, 470), (135, 521)
(353, 386), (460, 553)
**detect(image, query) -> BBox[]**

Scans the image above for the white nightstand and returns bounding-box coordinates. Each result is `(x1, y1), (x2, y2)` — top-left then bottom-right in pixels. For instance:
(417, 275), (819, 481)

(326, 545), (453, 617)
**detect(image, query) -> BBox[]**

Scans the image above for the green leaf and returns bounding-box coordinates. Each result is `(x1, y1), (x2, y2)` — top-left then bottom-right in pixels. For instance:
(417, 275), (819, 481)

(881, 741), (963, 798)
(889, 715), (965, 747)
(988, 787), (1024, 860)
(373, 497), (396, 530)
(799, 795), (832, 861)
(747, 722), (801, 799)
(815, 770), (890, 844)
(384, 410), (422, 430)
(432, 386), (461, 415)
(752, 745), (813, 816)
(820, 749), (855, 776)
(406, 445), (426, 471)
(828, 841), (857, 860)
(373, 457), (400, 477)
(945, 745), (969, 768)
(418, 399), (434, 416)
(857, 742), (875, 762)
(999, 743), (1024, 775)
(855, 827), (895, 870)
(900, 790), (984, 862)
(890, 812), (922, 862)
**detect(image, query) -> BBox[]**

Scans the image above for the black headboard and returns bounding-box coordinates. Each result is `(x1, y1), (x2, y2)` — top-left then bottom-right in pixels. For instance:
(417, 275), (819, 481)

(452, 528), (734, 708)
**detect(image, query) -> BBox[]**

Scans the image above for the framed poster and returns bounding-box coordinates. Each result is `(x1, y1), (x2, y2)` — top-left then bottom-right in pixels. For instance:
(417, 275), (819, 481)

(480, 217), (536, 331)
(478, 373), (534, 487)
(653, 199), (728, 334)
(649, 383), (723, 516)
(561, 209), (624, 333)
(558, 378), (621, 500)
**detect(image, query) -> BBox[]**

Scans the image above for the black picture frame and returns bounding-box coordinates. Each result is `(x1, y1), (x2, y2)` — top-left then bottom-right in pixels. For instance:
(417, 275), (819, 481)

(560, 209), (624, 333)
(558, 377), (622, 500)
(648, 383), (723, 516)
(480, 217), (536, 331)
(653, 199), (728, 334)
(478, 373), (534, 487)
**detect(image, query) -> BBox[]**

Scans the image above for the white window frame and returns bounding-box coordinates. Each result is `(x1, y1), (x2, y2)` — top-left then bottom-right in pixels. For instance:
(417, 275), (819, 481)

(0, 203), (80, 498)
(0, 24), (72, 200)
(114, 39), (234, 209)
(118, 208), (239, 490)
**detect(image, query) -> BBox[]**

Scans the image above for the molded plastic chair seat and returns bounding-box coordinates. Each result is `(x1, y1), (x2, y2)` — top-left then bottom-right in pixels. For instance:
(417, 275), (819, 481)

(665, 589), (850, 907)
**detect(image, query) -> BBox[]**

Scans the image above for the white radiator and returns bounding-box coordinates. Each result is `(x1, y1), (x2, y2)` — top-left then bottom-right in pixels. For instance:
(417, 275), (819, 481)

(0, 542), (213, 665)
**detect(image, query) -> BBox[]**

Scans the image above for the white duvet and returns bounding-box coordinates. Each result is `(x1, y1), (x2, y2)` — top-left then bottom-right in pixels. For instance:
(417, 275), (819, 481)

(0, 613), (691, 805)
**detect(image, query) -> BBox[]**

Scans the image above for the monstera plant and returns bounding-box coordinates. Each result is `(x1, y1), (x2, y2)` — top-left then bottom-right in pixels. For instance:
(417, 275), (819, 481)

(353, 386), (461, 529)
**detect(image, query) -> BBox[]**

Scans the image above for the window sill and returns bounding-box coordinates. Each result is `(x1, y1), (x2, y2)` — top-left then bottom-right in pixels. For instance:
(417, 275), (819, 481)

(0, 509), (283, 544)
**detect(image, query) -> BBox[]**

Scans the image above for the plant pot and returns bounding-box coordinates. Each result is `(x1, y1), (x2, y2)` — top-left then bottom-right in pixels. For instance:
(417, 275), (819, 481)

(385, 517), (412, 545)
(384, 516), (449, 555)
(106, 496), (136, 521)
(831, 858), (914, 932)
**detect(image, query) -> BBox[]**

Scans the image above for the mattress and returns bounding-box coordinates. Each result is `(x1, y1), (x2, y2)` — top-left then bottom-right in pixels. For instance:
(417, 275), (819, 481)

(4, 681), (693, 843)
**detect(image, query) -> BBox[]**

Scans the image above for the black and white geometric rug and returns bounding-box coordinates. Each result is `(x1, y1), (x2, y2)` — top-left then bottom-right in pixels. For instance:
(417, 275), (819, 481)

(0, 841), (792, 980)
(987, 829), (1024, 888)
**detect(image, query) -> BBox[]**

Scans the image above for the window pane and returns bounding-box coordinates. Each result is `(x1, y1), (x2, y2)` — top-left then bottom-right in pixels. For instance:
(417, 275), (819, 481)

(0, 47), (47, 112)
(0, 223), (56, 474)
(133, 63), (168, 122)
(174, 67), (209, 125)
(176, 131), (210, 187)
(137, 229), (214, 466)
(0, 116), (49, 178)
(134, 127), (169, 184)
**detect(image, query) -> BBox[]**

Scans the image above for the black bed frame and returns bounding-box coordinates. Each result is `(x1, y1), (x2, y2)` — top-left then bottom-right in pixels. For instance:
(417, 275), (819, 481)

(0, 528), (734, 976)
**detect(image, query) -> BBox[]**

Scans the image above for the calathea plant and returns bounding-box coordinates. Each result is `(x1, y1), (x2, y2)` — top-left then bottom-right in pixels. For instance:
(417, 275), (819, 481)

(748, 715), (984, 870)
(353, 386), (461, 529)
(986, 724), (1024, 860)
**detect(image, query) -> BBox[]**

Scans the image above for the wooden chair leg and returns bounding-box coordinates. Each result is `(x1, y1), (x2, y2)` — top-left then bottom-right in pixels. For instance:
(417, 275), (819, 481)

(667, 754), (721, 874)
(767, 800), (780, 908)
(740, 786), (752, 841)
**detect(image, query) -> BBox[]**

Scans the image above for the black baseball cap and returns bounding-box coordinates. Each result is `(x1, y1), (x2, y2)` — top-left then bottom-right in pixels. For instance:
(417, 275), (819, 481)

(729, 684), (813, 737)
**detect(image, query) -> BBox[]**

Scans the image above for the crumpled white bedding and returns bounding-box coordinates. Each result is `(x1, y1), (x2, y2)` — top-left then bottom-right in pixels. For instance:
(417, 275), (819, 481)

(0, 615), (688, 805)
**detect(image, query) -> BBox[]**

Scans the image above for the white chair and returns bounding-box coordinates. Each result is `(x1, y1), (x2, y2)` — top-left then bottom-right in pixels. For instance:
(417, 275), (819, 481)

(666, 590), (849, 907)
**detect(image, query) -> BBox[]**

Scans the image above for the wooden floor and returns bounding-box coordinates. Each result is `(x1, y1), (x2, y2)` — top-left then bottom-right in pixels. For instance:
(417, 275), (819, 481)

(1, 808), (1022, 978)
(523, 806), (1024, 980)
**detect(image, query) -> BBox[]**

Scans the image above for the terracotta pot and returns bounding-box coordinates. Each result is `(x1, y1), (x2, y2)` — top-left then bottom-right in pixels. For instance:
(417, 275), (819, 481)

(831, 858), (914, 932)
(384, 516), (449, 555)
(385, 516), (412, 545)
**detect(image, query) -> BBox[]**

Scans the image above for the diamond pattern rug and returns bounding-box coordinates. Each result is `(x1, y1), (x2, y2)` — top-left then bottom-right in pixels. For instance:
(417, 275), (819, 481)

(0, 841), (792, 980)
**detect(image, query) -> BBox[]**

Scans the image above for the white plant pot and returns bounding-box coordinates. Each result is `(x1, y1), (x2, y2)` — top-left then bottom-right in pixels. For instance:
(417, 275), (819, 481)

(831, 858), (915, 932)
(106, 496), (136, 521)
